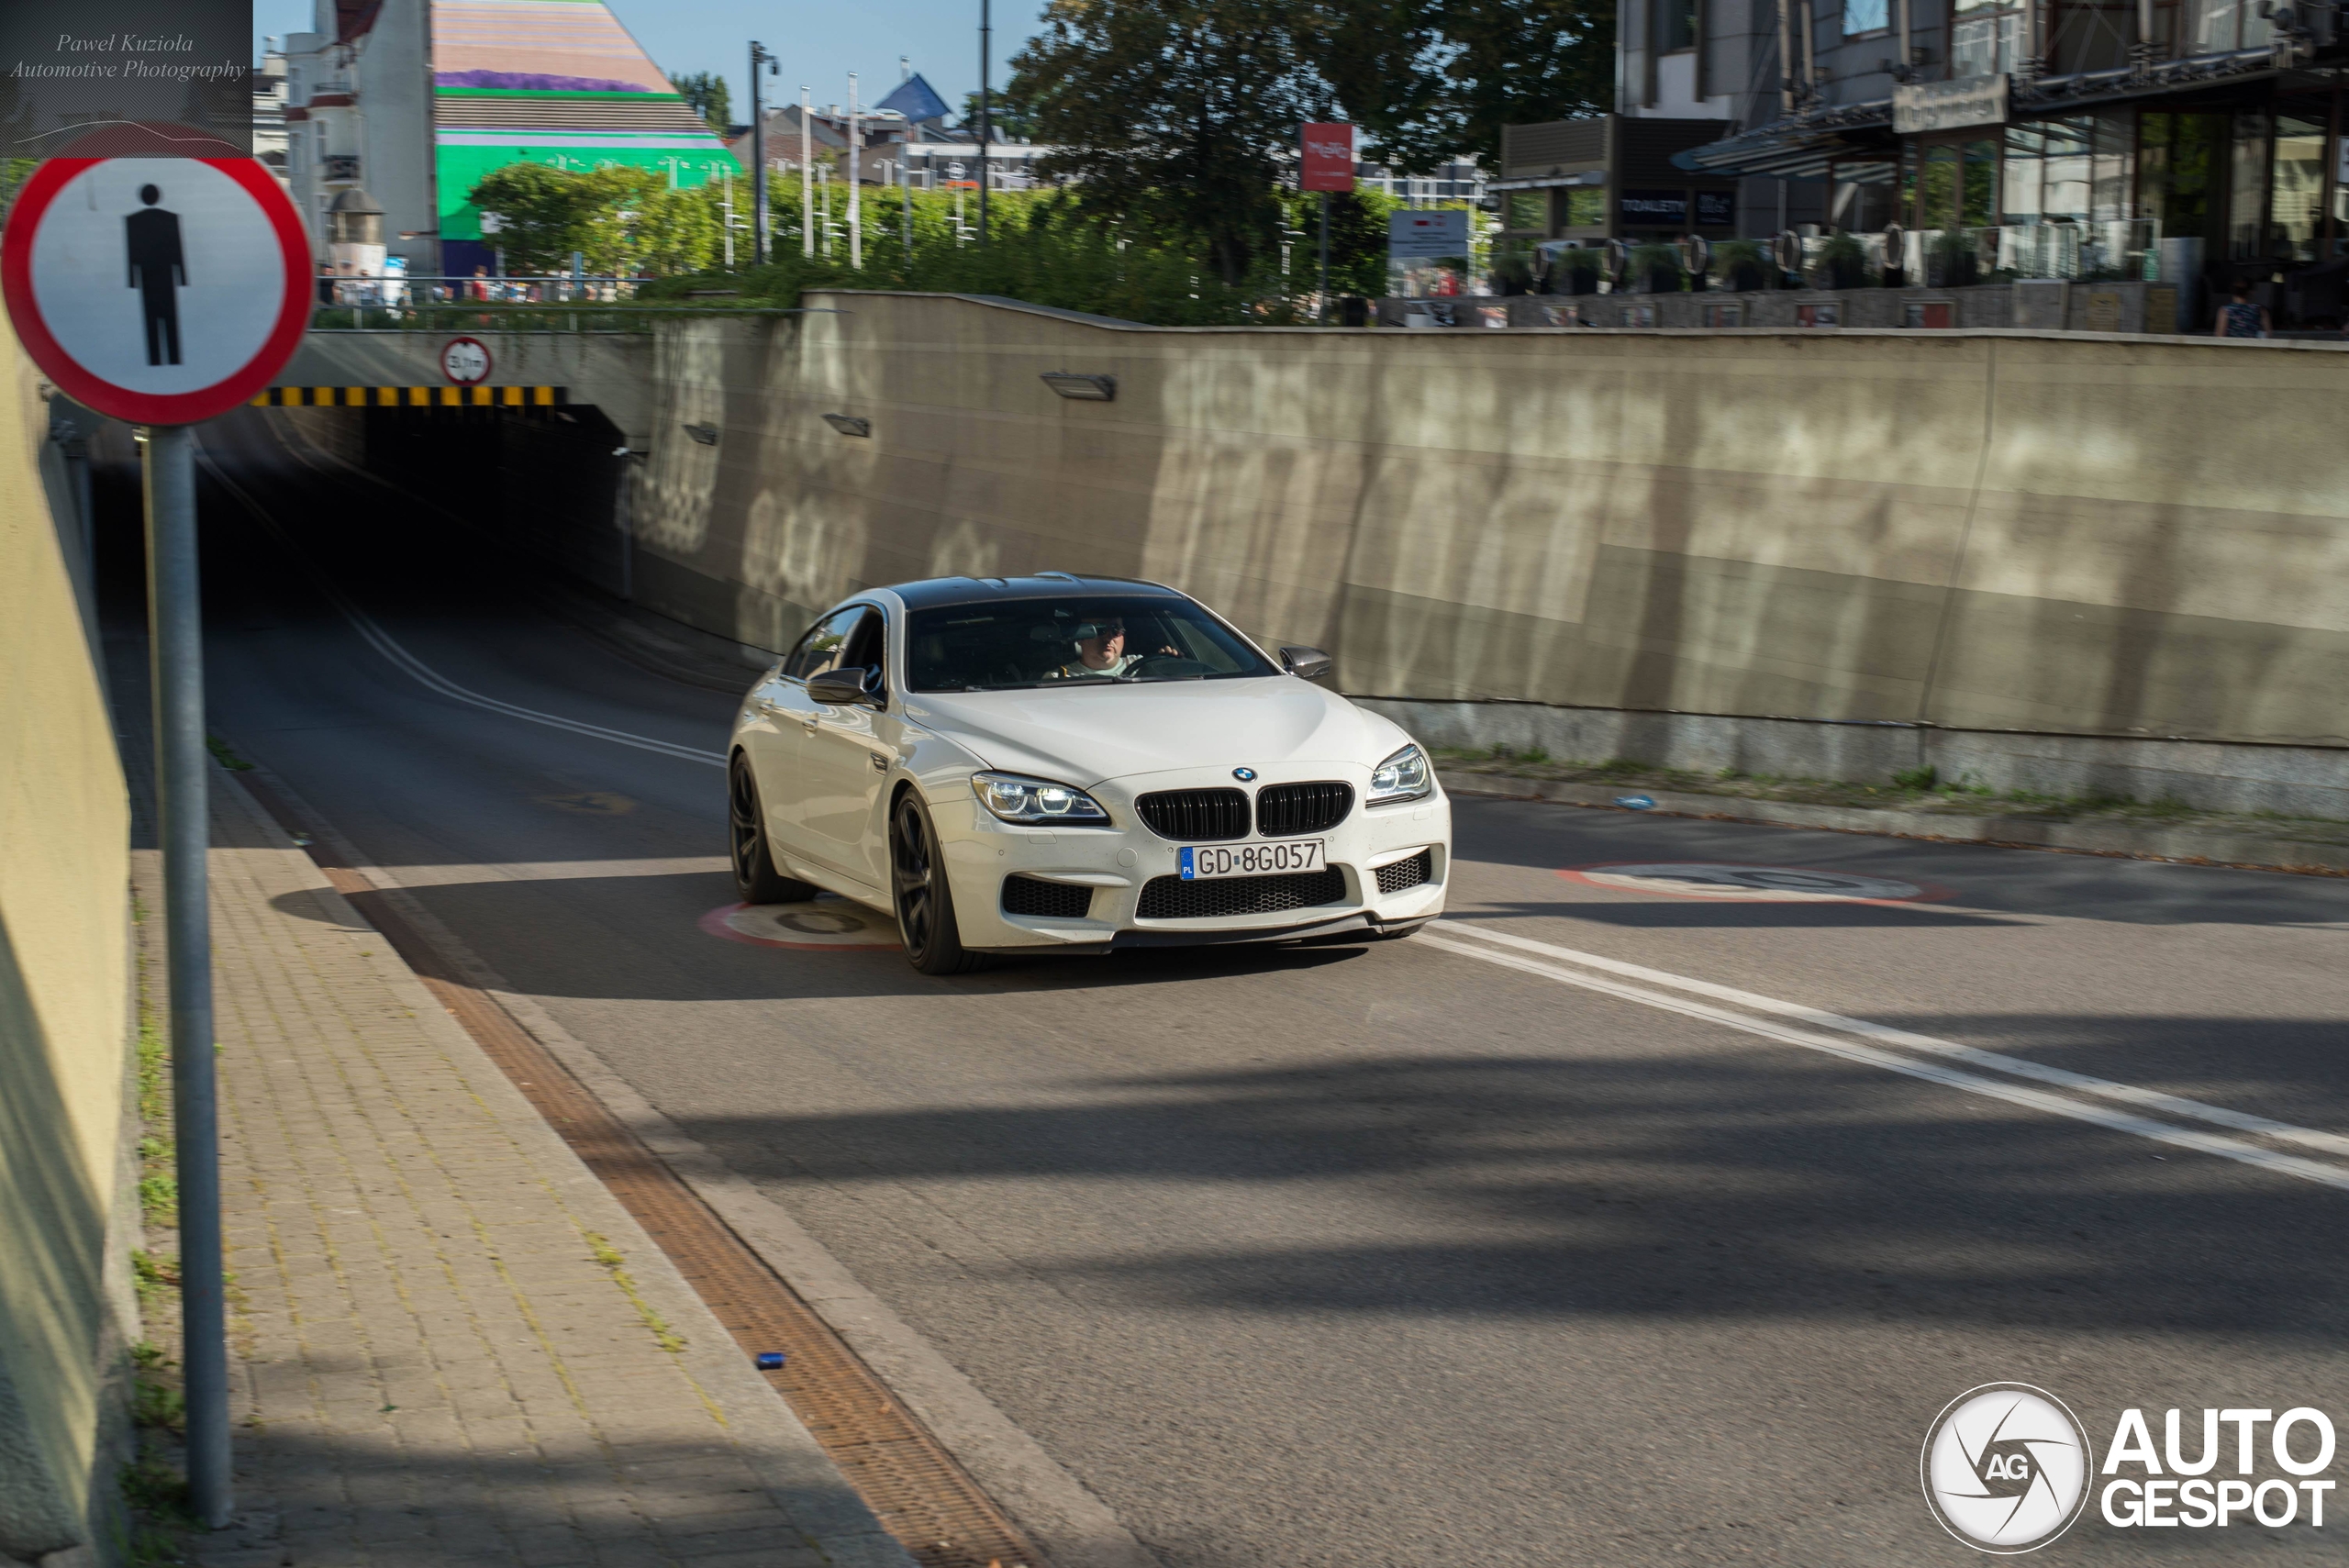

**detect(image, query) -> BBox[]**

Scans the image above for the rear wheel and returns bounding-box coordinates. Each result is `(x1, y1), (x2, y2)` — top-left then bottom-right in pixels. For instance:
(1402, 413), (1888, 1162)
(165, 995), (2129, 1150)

(890, 791), (988, 974)
(729, 755), (817, 904)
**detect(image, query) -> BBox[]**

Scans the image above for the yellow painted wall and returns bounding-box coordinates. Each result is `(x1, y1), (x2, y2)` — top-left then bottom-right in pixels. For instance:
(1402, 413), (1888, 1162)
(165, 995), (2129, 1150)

(629, 298), (2349, 747)
(0, 325), (132, 1555)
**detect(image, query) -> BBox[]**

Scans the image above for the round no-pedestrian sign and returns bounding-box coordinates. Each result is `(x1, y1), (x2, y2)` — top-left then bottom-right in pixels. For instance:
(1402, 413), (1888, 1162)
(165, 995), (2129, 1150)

(1, 158), (309, 425)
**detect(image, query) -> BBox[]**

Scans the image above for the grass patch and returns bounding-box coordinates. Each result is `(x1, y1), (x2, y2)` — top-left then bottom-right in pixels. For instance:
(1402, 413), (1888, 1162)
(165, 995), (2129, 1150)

(204, 735), (254, 771)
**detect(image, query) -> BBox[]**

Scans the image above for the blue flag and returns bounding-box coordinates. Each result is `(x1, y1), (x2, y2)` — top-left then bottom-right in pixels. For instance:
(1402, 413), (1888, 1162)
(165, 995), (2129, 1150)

(875, 73), (952, 124)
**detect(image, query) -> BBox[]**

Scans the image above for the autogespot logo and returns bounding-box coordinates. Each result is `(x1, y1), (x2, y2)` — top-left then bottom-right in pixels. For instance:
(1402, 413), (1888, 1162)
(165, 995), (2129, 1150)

(1922, 1385), (2094, 1553)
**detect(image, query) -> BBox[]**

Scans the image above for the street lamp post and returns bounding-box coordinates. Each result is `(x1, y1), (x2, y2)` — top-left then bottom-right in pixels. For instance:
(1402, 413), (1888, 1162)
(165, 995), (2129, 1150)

(749, 41), (774, 264)
(849, 73), (863, 270)
(977, 0), (991, 243)
(801, 86), (814, 258)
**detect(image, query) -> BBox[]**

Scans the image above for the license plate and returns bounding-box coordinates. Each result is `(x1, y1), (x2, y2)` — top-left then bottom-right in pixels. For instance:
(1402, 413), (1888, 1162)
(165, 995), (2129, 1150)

(1179, 840), (1325, 880)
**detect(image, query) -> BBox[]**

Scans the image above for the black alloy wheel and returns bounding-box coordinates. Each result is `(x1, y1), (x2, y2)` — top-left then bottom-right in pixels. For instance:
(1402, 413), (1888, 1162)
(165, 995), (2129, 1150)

(729, 755), (816, 904)
(890, 790), (987, 974)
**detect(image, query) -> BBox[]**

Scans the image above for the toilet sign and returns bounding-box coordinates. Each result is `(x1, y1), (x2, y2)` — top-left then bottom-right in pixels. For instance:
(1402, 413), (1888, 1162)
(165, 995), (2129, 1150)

(1, 157), (310, 426)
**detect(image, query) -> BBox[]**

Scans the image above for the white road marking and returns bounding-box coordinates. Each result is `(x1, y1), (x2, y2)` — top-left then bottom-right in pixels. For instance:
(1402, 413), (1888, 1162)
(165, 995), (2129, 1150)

(1436, 918), (2349, 1159)
(1417, 926), (2349, 1193)
(197, 447), (729, 770)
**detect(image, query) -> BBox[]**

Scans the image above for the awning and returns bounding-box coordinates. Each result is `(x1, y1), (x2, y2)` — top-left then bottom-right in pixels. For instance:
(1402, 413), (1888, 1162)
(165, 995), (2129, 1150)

(1670, 101), (1894, 180)
(1487, 170), (1607, 192)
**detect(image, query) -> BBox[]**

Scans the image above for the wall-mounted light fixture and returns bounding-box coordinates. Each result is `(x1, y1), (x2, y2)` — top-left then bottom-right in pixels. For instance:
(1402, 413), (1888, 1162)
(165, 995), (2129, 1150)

(1041, 372), (1116, 402)
(682, 421), (719, 445)
(821, 413), (872, 437)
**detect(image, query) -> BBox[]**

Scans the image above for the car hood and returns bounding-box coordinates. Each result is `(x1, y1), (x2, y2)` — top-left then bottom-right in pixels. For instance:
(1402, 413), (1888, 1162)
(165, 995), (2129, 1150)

(902, 679), (1408, 787)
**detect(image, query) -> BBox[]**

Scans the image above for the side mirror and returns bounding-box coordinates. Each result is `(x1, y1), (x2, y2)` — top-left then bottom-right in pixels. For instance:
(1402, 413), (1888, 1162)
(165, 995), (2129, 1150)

(807, 665), (880, 706)
(1278, 645), (1333, 681)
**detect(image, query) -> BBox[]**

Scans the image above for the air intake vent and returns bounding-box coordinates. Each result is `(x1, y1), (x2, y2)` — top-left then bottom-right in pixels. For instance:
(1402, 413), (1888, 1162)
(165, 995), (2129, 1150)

(1001, 875), (1093, 919)
(1134, 787), (1250, 841)
(1136, 867), (1348, 919)
(1374, 850), (1435, 895)
(1254, 781), (1354, 837)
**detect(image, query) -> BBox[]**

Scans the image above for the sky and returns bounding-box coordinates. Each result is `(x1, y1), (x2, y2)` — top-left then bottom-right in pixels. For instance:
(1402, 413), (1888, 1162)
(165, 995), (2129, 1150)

(252, 0), (1048, 122)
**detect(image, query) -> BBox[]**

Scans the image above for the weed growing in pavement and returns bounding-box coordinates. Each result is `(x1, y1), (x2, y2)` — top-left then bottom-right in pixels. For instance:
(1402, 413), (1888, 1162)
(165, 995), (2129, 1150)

(583, 1231), (687, 1354)
(130, 1251), (177, 1310)
(204, 735), (255, 771)
(1891, 764), (1939, 791)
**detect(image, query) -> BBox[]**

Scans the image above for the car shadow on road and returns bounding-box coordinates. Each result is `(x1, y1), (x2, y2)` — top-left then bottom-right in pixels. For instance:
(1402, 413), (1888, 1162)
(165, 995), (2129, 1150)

(683, 1047), (2349, 1343)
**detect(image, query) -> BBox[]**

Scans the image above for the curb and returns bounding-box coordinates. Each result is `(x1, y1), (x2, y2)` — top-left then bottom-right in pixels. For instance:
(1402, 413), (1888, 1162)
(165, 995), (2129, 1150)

(1437, 770), (2349, 875)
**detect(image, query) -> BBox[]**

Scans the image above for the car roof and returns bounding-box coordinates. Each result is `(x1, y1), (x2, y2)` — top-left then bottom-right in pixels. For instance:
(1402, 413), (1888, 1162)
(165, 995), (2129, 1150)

(882, 573), (1188, 611)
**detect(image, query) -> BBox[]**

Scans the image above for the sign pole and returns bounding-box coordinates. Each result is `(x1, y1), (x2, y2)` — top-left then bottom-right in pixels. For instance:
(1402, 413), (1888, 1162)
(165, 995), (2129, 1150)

(1319, 191), (1331, 324)
(142, 420), (231, 1528)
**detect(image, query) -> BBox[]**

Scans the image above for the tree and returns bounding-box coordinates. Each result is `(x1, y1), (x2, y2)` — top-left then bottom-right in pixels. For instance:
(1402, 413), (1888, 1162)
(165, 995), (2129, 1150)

(670, 71), (734, 135)
(958, 87), (1040, 143)
(1329, 0), (1614, 172)
(1010, 0), (1336, 286)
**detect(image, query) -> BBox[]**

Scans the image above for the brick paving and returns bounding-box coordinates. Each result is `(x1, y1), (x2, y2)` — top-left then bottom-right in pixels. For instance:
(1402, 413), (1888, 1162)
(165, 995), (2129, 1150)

(140, 771), (912, 1568)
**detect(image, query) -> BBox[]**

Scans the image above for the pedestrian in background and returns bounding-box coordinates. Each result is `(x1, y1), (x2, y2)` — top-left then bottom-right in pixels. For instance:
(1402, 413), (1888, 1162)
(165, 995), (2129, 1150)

(2214, 281), (2270, 339)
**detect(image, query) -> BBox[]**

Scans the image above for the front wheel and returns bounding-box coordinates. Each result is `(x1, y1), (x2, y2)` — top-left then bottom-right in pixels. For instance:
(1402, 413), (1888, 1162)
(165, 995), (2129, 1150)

(889, 791), (988, 974)
(729, 755), (818, 904)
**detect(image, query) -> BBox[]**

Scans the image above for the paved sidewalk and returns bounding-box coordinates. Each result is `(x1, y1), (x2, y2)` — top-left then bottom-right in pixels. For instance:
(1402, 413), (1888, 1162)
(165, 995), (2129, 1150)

(147, 769), (913, 1568)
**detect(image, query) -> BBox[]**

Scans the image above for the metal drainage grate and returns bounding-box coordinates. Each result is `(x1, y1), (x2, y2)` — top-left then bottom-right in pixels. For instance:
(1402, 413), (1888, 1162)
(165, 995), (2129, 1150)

(1133, 787), (1250, 841)
(1001, 875), (1092, 919)
(1374, 849), (1435, 895)
(238, 776), (1043, 1568)
(1137, 866), (1349, 919)
(1254, 781), (1354, 837)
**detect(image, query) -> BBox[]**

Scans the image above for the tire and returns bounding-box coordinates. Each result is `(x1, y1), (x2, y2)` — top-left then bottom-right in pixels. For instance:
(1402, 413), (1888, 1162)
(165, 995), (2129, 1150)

(889, 790), (989, 974)
(729, 755), (818, 904)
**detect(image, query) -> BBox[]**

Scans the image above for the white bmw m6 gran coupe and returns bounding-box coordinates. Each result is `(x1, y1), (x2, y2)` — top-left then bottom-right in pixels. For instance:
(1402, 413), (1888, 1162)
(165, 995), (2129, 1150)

(727, 573), (1452, 973)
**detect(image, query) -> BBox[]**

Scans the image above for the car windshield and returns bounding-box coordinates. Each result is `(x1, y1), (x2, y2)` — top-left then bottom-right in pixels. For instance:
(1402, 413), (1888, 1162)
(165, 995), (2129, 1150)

(906, 595), (1277, 693)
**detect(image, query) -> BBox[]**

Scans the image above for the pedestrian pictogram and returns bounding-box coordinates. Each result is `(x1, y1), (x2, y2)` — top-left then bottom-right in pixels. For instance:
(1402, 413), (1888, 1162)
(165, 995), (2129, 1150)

(2, 156), (309, 424)
(127, 183), (189, 366)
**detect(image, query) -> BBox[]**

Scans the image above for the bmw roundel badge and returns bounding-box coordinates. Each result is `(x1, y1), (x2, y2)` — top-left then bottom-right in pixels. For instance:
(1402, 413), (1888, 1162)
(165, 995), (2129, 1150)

(1232, 767), (1258, 782)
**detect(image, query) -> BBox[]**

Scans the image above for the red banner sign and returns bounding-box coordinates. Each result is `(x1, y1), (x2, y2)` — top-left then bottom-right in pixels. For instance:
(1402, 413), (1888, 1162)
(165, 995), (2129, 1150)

(1300, 123), (1356, 193)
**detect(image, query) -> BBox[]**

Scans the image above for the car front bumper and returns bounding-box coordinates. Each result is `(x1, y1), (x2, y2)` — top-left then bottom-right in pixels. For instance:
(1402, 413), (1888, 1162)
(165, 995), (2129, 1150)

(933, 765), (1451, 952)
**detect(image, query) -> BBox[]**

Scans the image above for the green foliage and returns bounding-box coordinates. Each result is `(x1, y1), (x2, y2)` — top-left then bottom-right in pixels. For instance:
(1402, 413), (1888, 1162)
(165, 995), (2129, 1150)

(644, 180), (1404, 325)
(1012, 0), (1336, 286)
(669, 71), (732, 134)
(962, 86), (1041, 142)
(1892, 764), (1939, 792)
(1328, 0), (1615, 172)
(1628, 241), (1682, 291)
(468, 163), (738, 276)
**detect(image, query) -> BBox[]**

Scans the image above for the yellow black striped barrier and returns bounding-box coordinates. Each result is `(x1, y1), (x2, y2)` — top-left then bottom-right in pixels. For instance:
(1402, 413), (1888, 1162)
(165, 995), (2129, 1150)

(251, 385), (568, 409)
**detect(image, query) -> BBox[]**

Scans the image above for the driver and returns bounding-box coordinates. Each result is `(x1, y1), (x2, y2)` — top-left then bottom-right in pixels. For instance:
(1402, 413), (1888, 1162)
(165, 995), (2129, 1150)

(1047, 617), (1177, 679)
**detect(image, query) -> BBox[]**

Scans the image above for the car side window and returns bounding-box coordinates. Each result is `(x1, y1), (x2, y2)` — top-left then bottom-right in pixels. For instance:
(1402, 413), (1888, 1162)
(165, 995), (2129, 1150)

(840, 610), (886, 687)
(783, 606), (869, 682)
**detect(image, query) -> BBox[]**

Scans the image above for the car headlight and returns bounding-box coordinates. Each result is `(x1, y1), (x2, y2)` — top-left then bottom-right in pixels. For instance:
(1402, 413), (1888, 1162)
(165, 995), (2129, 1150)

(1367, 744), (1431, 806)
(971, 773), (1113, 826)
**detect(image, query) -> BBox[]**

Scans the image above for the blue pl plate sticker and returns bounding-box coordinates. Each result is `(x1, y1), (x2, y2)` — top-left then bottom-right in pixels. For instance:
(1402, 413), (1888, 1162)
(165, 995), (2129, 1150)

(1179, 848), (1197, 880)
(1614, 795), (1657, 810)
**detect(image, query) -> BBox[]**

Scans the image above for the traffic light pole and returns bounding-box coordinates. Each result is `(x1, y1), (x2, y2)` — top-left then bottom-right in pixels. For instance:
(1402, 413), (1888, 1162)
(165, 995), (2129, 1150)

(1319, 191), (1331, 323)
(143, 422), (231, 1529)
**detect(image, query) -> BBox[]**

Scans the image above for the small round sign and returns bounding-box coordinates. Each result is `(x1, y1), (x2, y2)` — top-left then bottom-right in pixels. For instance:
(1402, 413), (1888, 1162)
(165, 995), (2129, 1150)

(1560, 862), (1950, 904)
(440, 336), (492, 385)
(699, 898), (900, 951)
(1, 157), (309, 425)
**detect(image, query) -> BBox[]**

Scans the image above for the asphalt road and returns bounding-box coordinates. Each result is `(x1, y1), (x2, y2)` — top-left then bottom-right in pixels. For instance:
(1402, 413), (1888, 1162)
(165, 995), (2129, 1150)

(173, 411), (2349, 1566)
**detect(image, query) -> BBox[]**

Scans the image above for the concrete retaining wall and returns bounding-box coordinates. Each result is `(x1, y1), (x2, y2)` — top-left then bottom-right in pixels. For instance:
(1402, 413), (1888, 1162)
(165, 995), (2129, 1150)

(0, 330), (135, 1561)
(625, 292), (2349, 800)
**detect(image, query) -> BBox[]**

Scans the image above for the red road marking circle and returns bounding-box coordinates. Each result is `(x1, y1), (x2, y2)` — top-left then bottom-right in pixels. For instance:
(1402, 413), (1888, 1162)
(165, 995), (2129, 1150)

(1560, 862), (1954, 905)
(440, 336), (492, 385)
(1, 157), (309, 425)
(699, 899), (900, 951)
